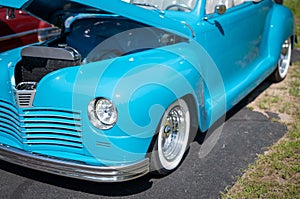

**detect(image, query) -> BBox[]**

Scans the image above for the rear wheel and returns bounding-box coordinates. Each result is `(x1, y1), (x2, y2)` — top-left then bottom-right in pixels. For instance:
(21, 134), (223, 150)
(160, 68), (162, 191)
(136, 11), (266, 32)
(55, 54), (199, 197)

(150, 99), (190, 175)
(270, 39), (292, 82)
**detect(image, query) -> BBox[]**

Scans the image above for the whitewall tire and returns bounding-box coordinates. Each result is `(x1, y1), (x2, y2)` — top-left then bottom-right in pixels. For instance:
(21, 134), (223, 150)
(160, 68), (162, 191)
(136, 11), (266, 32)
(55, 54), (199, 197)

(151, 99), (191, 175)
(271, 39), (292, 82)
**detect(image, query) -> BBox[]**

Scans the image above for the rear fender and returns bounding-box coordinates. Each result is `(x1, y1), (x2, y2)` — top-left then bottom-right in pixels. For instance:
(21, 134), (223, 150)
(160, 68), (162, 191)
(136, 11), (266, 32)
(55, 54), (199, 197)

(265, 4), (294, 60)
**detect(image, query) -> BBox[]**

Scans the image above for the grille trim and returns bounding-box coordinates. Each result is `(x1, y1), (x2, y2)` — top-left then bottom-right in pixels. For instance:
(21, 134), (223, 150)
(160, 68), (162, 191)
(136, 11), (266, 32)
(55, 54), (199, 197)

(24, 139), (83, 149)
(24, 129), (82, 138)
(26, 135), (82, 142)
(14, 82), (37, 108)
(0, 126), (23, 144)
(0, 98), (84, 152)
(21, 119), (82, 127)
(21, 108), (83, 149)
(0, 109), (21, 132)
(0, 100), (23, 144)
(23, 125), (82, 133)
(0, 102), (19, 121)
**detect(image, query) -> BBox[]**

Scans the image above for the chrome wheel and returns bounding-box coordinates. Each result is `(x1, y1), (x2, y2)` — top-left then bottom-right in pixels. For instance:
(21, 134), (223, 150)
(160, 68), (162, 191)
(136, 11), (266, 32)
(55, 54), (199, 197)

(271, 39), (292, 82)
(277, 39), (292, 79)
(153, 99), (190, 172)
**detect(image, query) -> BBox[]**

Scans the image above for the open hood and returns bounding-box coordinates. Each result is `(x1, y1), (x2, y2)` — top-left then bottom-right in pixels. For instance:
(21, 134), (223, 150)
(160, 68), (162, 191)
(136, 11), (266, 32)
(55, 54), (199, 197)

(0, 0), (193, 38)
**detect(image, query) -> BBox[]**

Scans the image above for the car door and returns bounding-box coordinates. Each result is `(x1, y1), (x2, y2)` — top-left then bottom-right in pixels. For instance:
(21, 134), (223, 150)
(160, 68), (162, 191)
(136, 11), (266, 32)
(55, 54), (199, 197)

(202, 0), (271, 108)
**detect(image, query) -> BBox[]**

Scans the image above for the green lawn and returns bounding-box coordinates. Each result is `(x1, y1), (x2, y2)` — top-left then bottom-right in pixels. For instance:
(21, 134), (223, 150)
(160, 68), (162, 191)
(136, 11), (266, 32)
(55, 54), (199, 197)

(285, 0), (300, 48)
(285, 0), (300, 18)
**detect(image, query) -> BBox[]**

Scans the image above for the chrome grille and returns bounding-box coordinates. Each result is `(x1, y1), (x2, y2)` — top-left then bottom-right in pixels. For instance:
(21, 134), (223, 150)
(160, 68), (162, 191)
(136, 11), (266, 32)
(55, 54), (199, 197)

(0, 98), (84, 160)
(21, 108), (83, 149)
(16, 92), (36, 108)
(15, 82), (37, 108)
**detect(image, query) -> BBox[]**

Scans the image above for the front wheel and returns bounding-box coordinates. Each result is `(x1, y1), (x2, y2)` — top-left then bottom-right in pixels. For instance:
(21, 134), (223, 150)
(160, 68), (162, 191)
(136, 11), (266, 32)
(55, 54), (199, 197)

(270, 39), (292, 82)
(150, 99), (191, 175)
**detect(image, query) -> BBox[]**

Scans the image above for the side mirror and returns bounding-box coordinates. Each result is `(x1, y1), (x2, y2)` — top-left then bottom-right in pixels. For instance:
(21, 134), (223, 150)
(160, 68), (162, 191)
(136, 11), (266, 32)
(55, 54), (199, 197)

(6, 8), (16, 20)
(215, 4), (226, 15)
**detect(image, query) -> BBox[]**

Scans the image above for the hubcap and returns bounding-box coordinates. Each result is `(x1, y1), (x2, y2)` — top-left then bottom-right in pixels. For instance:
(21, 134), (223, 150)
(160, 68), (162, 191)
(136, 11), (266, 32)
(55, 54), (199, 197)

(278, 39), (291, 78)
(157, 99), (190, 171)
(161, 106), (185, 161)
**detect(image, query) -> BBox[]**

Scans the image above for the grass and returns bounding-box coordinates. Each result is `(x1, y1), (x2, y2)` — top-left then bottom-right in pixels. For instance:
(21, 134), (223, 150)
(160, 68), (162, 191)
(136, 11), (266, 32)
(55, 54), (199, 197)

(289, 62), (300, 97)
(285, 0), (300, 48)
(222, 61), (300, 199)
(285, 0), (300, 18)
(222, 2), (300, 196)
(258, 96), (281, 110)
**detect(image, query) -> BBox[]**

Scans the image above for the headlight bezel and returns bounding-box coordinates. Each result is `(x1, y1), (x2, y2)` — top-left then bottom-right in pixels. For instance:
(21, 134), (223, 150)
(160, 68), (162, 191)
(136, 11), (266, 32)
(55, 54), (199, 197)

(88, 97), (118, 130)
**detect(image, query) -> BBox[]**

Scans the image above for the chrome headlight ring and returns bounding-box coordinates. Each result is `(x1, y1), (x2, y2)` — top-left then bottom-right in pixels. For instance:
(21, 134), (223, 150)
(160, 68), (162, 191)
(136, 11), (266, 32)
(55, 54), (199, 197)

(88, 97), (118, 130)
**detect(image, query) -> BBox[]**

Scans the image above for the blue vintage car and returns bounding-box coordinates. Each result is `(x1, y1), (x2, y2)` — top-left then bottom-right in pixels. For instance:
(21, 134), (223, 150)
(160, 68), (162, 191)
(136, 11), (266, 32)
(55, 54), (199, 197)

(0, 0), (295, 182)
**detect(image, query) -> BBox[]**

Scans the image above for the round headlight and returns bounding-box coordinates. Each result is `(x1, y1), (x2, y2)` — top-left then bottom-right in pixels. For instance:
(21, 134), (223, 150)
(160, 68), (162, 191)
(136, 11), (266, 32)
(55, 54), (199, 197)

(95, 99), (118, 125)
(88, 98), (118, 129)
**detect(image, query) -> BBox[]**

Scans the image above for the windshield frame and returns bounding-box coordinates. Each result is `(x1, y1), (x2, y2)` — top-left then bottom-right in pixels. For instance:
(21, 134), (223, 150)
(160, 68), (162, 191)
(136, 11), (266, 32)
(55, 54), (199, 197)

(126, 0), (199, 13)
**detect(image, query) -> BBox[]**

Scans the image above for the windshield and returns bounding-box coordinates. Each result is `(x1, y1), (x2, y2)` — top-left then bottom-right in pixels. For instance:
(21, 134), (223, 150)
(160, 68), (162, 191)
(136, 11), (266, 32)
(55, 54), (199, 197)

(124, 0), (197, 12)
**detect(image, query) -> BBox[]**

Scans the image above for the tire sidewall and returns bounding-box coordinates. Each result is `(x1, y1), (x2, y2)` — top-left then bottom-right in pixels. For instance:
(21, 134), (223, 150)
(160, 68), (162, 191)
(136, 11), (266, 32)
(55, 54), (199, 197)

(150, 99), (191, 175)
(273, 39), (292, 82)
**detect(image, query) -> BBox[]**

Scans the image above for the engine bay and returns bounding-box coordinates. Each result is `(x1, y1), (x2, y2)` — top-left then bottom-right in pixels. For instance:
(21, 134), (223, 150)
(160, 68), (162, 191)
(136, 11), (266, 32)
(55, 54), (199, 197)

(13, 15), (187, 106)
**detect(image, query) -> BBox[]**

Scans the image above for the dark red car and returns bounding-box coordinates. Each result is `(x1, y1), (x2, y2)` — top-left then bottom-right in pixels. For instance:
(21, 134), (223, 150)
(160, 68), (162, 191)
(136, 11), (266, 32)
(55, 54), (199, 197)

(0, 8), (60, 52)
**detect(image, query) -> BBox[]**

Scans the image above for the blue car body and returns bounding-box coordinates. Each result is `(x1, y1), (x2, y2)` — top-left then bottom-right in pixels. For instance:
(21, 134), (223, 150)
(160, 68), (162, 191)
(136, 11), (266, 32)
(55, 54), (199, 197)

(0, 0), (294, 182)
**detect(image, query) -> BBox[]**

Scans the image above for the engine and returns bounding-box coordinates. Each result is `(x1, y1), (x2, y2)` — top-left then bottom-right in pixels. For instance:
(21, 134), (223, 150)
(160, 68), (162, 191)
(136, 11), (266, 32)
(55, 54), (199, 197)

(15, 45), (81, 84)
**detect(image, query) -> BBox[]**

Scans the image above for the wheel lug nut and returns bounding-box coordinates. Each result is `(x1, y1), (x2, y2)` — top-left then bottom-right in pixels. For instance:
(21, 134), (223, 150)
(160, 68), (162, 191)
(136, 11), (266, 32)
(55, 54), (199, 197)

(164, 125), (171, 133)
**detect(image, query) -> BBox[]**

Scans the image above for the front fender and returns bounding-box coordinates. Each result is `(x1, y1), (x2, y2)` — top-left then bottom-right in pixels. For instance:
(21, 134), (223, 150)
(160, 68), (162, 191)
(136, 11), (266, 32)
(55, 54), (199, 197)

(33, 43), (207, 164)
(94, 47), (202, 137)
(73, 45), (202, 162)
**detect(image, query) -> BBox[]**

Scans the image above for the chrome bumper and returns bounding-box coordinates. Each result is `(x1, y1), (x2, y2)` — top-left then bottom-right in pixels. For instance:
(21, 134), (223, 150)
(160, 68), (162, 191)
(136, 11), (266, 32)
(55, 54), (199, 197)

(0, 144), (149, 182)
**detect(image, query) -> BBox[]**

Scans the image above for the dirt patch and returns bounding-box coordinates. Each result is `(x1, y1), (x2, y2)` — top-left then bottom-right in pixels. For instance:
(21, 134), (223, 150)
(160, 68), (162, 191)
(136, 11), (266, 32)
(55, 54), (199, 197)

(247, 48), (300, 124)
